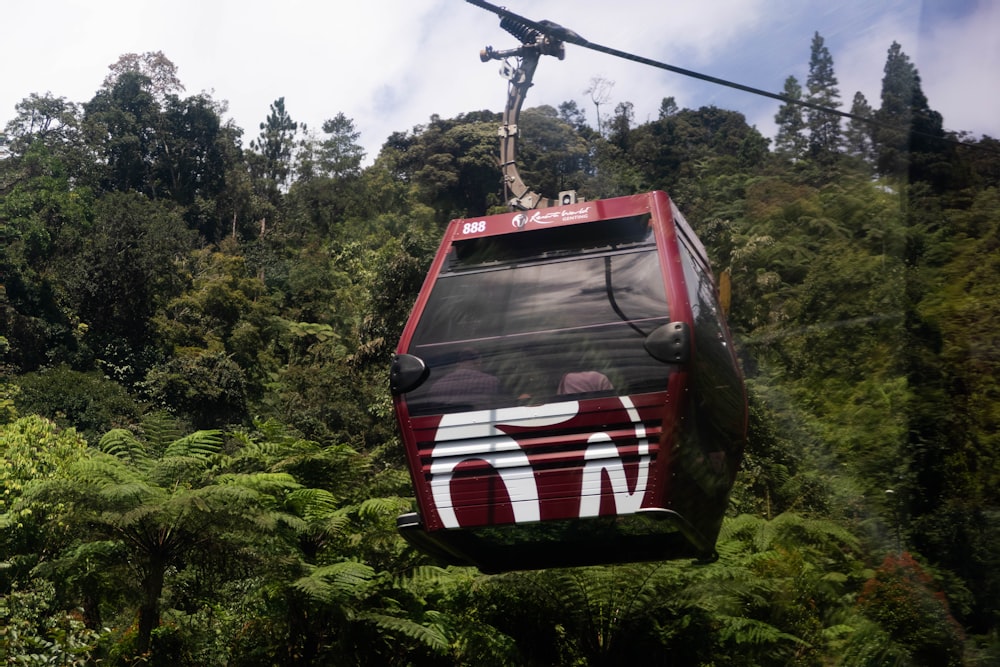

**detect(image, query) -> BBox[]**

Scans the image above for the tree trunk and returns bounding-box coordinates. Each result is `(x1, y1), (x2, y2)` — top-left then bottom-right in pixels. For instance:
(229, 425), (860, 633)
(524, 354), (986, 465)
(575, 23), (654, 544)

(80, 580), (103, 630)
(136, 561), (166, 656)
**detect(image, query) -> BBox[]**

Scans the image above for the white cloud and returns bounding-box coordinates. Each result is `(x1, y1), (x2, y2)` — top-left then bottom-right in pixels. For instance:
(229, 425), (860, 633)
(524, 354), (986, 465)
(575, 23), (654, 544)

(3, 0), (997, 166)
(917, 1), (1000, 137)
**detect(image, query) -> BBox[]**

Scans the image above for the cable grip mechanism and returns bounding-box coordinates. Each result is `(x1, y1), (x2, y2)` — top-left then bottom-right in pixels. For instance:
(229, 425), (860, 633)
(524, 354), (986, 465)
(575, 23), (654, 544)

(500, 16), (541, 44)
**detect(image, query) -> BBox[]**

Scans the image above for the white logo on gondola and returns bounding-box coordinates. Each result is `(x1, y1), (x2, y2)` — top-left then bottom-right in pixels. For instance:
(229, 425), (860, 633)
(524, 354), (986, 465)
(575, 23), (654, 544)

(427, 397), (650, 528)
(511, 213), (529, 229)
(530, 206), (592, 225)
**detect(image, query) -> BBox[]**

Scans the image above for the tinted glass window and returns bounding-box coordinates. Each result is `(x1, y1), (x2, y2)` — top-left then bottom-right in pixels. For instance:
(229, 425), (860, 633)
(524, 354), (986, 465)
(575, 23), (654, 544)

(404, 218), (673, 414)
(450, 214), (656, 268)
(678, 239), (744, 455)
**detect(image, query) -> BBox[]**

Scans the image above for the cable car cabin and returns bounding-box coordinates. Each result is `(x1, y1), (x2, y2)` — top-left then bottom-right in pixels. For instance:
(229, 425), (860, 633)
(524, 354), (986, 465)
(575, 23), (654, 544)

(390, 191), (746, 573)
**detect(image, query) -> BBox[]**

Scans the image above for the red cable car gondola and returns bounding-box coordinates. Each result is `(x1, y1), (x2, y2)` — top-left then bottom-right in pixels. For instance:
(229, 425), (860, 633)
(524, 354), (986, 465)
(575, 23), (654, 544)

(391, 192), (746, 571)
(389, 11), (747, 573)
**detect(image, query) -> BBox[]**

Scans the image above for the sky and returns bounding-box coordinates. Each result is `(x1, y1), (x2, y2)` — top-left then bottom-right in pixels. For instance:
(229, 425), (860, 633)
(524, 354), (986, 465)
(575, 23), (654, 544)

(3, 0), (999, 163)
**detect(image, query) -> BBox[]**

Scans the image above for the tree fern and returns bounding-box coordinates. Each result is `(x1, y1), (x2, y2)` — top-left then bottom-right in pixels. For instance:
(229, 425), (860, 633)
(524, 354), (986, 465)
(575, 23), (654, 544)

(355, 496), (411, 520)
(17, 423), (328, 657)
(163, 429), (223, 459)
(66, 455), (136, 486)
(149, 455), (211, 485)
(721, 512), (859, 557)
(138, 411), (183, 455)
(293, 560), (376, 604)
(360, 611), (451, 654)
(717, 614), (810, 649)
(217, 471), (300, 495)
(395, 564), (460, 590)
(98, 481), (160, 508)
(285, 487), (340, 519)
(98, 428), (149, 465)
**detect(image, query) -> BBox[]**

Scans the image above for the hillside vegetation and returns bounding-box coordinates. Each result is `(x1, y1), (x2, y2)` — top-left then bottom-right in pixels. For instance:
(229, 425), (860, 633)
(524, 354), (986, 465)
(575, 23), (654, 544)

(2, 39), (999, 665)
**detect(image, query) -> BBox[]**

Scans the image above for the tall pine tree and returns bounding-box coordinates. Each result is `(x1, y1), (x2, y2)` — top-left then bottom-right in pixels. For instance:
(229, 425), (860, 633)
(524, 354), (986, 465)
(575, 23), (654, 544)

(844, 91), (874, 162)
(249, 97), (299, 206)
(872, 42), (946, 182)
(805, 32), (842, 160)
(774, 75), (807, 160)
(318, 112), (365, 179)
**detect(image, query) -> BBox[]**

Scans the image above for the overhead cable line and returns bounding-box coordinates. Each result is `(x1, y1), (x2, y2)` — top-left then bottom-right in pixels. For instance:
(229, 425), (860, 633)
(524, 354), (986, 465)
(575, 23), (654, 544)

(465, 0), (996, 153)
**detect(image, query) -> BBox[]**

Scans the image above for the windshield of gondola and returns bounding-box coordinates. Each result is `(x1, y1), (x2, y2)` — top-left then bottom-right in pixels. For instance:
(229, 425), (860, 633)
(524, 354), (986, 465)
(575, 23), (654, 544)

(403, 215), (673, 414)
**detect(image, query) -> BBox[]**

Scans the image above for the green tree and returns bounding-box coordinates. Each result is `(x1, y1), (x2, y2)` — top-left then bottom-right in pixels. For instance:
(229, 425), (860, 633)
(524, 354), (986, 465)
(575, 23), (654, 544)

(317, 112), (365, 179)
(557, 99), (591, 133)
(83, 70), (162, 194)
(608, 100), (634, 150)
(286, 113), (368, 239)
(153, 245), (277, 400)
(391, 111), (501, 220)
(0, 139), (94, 372)
(15, 365), (140, 438)
(102, 51), (184, 104)
(844, 91), (875, 162)
(249, 97), (298, 208)
(658, 96), (679, 119)
(626, 105), (765, 208)
(774, 76), (807, 160)
(517, 105), (591, 198)
(805, 32), (842, 160)
(20, 424), (307, 658)
(143, 351), (250, 429)
(0, 415), (89, 582)
(872, 42), (947, 184)
(2, 93), (83, 163)
(857, 552), (965, 666)
(155, 93), (237, 239)
(62, 191), (195, 384)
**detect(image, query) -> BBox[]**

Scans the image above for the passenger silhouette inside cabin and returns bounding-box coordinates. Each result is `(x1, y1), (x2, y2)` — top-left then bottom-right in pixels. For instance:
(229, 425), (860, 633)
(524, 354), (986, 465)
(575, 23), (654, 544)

(557, 370), (614, 396)
(428, 348), (500, 410)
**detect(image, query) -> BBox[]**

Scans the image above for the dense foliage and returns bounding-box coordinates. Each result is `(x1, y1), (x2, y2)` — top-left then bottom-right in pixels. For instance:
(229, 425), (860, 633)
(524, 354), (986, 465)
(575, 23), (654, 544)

(2, 41), (999, 665)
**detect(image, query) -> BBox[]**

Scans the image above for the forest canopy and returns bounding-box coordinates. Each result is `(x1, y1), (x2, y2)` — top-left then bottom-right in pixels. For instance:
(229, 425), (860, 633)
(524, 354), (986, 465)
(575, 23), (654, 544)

(2, 38), (999, 666)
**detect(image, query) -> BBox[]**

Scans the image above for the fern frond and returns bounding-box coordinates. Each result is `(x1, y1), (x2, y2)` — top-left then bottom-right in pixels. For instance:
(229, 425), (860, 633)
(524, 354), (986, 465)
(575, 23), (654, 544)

(356, 496), (411, 520)
(821, 623), (855, 641)
(98, 429), (149, 465)
(233, 440), (287, 464)
(163, 430), (223, 459)
(98, 481), (159, 507)
(140, 412), (183, 453)
(285, 488), (339, 518)
(221, 471), (301, 495)
(70, 456), (137, 485)
(396, 565), (457, 589)
(241, 507), (307, 533)
(293, 561), (375, 603)
(149, 456), (209, 485)
(717, 615), (809, 648)
(319, 513), (352, 536)
(272, 510), (308, 533)
(115, 502), (164, 527)
(768, 512), (861, 552)
(834, 619), (908, 667)
(359, 612), (450, 653)
(188, 481), (259, 508)
(719, 513), (766, 542)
